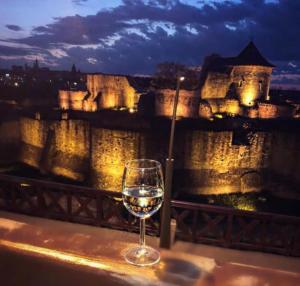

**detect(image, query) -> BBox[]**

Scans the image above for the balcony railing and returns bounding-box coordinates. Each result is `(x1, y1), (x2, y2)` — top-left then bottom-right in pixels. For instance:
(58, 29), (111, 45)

(0, 174), (299, 257)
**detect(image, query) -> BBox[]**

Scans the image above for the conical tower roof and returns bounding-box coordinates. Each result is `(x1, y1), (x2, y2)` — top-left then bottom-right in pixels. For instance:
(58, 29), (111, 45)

(235, 41), (275, 67)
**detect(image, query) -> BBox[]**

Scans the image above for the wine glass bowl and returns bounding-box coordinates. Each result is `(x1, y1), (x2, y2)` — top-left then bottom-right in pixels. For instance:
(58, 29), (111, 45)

(122, 159), (164, 266)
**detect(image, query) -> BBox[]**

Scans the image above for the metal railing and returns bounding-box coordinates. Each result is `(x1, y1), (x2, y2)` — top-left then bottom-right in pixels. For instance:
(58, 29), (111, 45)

(0, 174), (159, 235)
(172, 200), (300, 256)
(0, 174), (299, 256)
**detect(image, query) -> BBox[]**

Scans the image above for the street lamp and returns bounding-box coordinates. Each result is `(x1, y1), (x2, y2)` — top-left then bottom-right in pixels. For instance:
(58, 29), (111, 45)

(160, 75), (185, 249)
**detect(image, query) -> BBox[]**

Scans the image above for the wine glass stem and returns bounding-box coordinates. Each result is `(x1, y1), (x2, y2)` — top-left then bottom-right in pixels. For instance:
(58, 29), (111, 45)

(140, 218), (146, 248)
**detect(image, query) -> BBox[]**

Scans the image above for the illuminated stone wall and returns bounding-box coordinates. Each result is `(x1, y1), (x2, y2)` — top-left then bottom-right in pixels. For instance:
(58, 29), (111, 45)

(201, 72), (232, 99)
(200, 65), (272, 107)
(90, 128), (147, 191)
(58, 90), (69, 110)
(87, 74), (139, 109)
(19, 117), (89, 181)
(50, 120), (90, 181)
(20, 117), (48, 168)
(206, 99), (241, 115)
(247, 108), (259, 119)
(174, 130), (270, 195)
(17, 116), (300, 195)
(58, 90), (87, 111)
(155, 89), (200, 118)
(198, 101), (213, 119)
(258, 103), (294, 119)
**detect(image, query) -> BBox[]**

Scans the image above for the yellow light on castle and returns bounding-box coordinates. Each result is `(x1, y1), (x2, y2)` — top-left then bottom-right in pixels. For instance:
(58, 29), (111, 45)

(241, 86), (257, 107)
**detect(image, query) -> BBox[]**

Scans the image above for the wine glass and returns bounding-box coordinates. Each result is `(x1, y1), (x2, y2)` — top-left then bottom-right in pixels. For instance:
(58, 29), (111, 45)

(122, 159), (164, 266)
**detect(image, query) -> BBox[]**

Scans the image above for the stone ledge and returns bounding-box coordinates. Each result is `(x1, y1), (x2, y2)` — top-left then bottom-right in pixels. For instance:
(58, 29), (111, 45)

(0, 211), (299, 286)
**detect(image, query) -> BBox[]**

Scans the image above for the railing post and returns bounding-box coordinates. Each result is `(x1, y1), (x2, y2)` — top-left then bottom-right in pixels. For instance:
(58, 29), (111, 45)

(160, 158), (174, 248)
(96, 194), (103, 226)
(67, 190), (72, 221)
(192, 209), (198, 243)
(225, 213), (233, 247)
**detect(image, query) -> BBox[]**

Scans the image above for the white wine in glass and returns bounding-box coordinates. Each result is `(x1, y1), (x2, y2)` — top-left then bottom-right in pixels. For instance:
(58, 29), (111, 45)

(122, 159), (164, 266)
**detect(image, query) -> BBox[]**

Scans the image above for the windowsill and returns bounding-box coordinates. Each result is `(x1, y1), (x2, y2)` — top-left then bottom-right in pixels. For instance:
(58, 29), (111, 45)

(0, 211), (299, 286)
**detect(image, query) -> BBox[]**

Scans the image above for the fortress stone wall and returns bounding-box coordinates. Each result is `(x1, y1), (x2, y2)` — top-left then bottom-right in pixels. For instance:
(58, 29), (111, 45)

(87, 74), (140, 109)
(200, 65), (273, 107)
(58, 74), (142, 112)
(205, 99), (241, 116)
(258, 102), (294, 119)
(155, 89), (200, 118)
(13, 116), (300, 195)
(201, 71), (232, 100)
(58, 90), (89, 111)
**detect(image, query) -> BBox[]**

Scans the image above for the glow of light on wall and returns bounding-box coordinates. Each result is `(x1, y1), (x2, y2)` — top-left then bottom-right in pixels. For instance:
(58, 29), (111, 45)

(226, 100), (240, 115)
(105, 93), (118, 109)
(214, 114), (223, 119)
(52, 166), (83, 181)
(241, 86), (257, 107)
(20, 183), (31, 187)
(235, 201), (256, 211)
(100, 164), (124, 191)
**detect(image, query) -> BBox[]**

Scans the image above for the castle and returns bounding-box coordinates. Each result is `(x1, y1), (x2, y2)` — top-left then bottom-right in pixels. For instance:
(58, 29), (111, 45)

(58, 42), (298, 119)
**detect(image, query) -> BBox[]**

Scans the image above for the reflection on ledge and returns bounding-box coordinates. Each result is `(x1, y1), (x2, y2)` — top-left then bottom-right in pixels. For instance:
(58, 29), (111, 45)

(0, 211), (300, 286)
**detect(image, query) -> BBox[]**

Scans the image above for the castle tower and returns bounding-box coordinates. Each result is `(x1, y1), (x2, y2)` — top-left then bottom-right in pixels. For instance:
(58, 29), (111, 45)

(71, 64), (77, 74)
(200, 41), (275, 107)
(231, 41), (275, 106)
(33, 58), (39, 70)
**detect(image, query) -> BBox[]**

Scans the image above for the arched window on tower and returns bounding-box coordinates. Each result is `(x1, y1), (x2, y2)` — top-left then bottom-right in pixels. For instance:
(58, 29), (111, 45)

(259, 80), (263, 92)
(238, 77), (245, 88)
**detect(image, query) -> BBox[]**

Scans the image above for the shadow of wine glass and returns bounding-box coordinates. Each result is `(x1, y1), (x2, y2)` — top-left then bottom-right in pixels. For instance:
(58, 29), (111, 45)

(155, 257), (215, 286)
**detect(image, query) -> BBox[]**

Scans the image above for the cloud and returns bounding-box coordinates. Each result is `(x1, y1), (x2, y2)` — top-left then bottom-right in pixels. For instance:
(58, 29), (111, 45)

(48, 48), (69, 58)
(72, 0), (88, 5)
(0, 0), (299, 84)
(288, 62), (297, 68)
(87, 57), (97, 64)
(5, 24), (23, 31)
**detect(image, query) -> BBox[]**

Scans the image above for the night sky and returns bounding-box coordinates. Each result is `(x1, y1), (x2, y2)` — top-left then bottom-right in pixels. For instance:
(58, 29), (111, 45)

(0, 0), (299, 88)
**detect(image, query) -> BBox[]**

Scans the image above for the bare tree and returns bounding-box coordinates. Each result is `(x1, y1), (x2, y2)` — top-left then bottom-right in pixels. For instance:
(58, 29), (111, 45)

(152, 62), (200, 90)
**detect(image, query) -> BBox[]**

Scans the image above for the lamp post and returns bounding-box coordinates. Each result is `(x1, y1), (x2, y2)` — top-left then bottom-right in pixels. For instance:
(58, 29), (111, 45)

(160, 75), (185, 249)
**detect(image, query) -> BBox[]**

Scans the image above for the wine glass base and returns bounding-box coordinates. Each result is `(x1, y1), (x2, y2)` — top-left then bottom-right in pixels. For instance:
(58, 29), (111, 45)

(124, 245), (160, 266)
